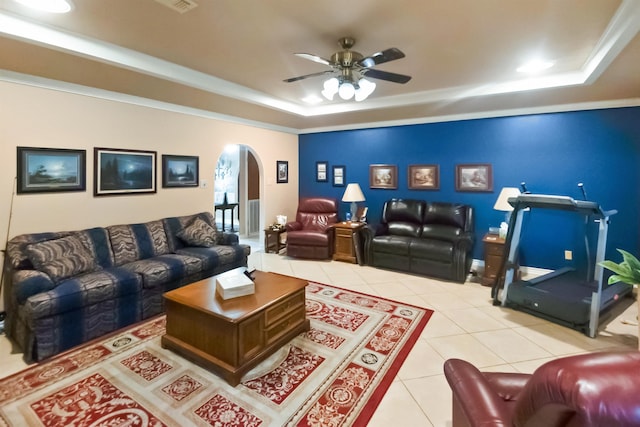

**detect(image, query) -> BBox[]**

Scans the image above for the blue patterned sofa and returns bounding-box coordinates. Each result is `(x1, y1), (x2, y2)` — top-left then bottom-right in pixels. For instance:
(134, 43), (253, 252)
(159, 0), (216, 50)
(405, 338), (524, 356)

(3, 211), (250, 362)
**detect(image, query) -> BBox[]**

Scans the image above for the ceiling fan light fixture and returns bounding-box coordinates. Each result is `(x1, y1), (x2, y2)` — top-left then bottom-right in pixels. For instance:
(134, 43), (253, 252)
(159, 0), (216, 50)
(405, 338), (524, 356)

(321, 77), (339, 100)
(355, 78), (376, 101)
(338, 82), (355, 100)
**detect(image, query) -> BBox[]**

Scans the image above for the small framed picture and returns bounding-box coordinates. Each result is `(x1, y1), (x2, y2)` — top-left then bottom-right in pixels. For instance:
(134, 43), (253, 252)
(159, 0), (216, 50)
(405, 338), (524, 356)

(369, 164), (398, 189)
(94, 147), (157, 196)
(162, 155), (199, 188)
(277, 160), (288, 183)
(316, 161), (328, 182)
(17, 147), (86, 194)
(408, 164), (440, 190)
(455, 163), (493, 192)
(332, 165), (345, 187)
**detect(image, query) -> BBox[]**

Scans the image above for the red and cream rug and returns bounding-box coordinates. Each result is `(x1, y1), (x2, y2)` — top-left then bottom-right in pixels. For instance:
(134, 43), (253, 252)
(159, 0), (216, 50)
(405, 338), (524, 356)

(0, 281), (433, 426)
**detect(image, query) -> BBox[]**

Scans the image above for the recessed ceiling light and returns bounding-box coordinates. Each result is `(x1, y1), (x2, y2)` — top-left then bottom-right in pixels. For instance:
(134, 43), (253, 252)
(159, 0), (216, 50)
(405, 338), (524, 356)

(517, 60), (554, 74)
(13, 0), (74, 13)
(302, 95), (323, 105)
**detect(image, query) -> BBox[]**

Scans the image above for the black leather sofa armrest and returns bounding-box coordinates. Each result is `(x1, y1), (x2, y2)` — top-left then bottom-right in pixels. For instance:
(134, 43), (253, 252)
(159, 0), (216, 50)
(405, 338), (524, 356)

(453, 233), (474, 251)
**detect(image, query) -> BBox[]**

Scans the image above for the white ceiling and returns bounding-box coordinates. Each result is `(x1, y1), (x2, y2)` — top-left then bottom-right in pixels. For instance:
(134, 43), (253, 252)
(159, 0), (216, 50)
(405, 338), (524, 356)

(1, 0), (639, 133)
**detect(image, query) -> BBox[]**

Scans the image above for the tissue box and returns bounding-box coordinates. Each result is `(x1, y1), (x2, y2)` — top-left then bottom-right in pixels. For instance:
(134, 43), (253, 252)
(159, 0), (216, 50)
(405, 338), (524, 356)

(216, 272), (255, 300)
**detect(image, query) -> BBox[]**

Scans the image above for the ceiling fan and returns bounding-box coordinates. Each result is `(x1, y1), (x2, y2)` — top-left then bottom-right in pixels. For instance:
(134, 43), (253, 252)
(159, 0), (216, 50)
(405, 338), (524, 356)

(284, 37), (411, 101)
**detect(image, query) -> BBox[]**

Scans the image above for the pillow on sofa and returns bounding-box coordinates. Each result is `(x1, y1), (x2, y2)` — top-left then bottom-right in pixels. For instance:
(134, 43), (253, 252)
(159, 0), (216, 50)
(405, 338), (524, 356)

(177, 217), (221, 248)
(26, 235), (97, 283)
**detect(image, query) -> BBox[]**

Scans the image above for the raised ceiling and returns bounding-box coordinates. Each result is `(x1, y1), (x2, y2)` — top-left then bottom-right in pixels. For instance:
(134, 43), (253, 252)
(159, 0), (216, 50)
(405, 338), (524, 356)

(1, 0), (639, 133)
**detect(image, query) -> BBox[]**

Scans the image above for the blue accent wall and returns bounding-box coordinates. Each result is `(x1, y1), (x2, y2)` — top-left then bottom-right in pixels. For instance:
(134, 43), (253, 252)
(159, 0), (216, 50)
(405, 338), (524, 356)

(299, 107), (640, 270)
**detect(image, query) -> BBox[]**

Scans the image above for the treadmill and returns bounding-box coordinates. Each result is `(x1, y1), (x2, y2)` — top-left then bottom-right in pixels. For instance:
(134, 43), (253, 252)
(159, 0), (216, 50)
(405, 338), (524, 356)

(493, 194), (632, 337)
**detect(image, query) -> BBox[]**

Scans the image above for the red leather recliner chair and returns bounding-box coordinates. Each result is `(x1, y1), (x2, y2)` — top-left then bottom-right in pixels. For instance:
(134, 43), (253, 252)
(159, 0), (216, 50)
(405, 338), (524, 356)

(285, 197), (338, 259)
(444, 350), (640, 427)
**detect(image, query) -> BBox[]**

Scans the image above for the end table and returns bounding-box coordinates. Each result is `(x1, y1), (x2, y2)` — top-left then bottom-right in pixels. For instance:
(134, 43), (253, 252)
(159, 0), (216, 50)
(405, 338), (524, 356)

(332, 221), (365, 264)
(264, 227), (286, 254)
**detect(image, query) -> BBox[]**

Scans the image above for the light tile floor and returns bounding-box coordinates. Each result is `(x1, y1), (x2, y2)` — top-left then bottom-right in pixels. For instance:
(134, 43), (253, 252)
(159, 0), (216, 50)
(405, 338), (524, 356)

(1, 238), (637, 426)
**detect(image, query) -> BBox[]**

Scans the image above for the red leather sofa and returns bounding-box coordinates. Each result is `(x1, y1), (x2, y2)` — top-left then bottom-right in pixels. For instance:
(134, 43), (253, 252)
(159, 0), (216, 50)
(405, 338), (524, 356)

(444, 350), (640, 427)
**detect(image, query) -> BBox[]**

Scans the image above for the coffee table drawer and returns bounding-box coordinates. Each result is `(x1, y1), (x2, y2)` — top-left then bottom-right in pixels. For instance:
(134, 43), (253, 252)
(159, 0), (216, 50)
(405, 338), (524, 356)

(265, 306), (306, 345)
(265, 290), (305, 326)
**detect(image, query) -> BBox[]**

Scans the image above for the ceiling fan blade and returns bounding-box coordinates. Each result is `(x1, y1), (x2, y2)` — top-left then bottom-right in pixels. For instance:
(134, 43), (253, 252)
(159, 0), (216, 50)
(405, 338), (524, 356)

(358, 48), (405, 68)
(362, 68), (412, 84)
(283, 70), (334, 83)
(294, 53), (333, 66)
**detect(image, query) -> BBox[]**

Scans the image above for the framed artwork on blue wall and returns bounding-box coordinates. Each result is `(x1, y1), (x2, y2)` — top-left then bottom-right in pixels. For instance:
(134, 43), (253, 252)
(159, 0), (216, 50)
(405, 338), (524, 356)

(316, 161), (328, 182)
(455, 163), (493, 192)
(332, 165), (345, 186)
(17, 147), (86, 194)
(408, 164), (439, 190)
(369, 164), (397, 189)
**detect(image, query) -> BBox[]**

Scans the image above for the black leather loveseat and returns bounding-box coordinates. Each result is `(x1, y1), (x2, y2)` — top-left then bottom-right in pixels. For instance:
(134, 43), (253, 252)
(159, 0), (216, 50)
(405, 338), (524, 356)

(363, 199), (474, 283)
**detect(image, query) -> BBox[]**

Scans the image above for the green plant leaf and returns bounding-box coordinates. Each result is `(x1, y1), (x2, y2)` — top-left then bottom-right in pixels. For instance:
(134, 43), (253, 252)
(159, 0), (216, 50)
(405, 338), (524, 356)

(600, 249), (640, 285)
(619, 249), (640, 275)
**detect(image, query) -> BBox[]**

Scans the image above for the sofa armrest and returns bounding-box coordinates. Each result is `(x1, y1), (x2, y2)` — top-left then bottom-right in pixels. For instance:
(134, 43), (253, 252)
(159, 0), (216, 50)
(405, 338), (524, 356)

(12, 269), (56, 305)
(221, 232), (239, 245)
(444, 358), (516, 427)
(453, 232), (474, 251)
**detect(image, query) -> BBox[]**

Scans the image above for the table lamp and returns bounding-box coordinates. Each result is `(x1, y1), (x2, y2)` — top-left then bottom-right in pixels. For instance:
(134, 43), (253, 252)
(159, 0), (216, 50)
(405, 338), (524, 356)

(341, 183), (365, 221)
(493, 187), (521, 237)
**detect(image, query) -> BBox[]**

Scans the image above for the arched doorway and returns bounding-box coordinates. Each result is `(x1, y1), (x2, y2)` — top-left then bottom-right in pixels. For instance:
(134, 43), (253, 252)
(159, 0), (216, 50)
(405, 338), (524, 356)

(214, 144), (261, 242)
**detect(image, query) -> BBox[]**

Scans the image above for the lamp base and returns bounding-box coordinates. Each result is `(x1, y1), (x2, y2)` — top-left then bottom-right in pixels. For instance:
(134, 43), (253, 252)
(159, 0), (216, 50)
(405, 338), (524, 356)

(350, 202), (358, 222)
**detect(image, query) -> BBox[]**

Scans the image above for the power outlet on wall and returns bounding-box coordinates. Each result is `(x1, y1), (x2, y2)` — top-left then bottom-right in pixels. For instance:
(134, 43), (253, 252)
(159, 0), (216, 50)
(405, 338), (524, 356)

(564, 250), (573, 261)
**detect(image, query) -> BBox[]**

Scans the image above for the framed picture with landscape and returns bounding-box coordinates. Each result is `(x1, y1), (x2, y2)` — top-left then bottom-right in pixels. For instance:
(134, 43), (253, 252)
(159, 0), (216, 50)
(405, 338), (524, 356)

(369, 164), (398, 189)
(455, 163), (493, 192)
(162, 155), (199, 188)
(94, 147), (157, 196)
(408, 164), (439, 190)
(17, 147), (86, 194)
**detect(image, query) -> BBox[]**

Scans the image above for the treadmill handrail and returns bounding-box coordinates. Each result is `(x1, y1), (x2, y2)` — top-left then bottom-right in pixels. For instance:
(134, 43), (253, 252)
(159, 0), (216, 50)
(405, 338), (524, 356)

(507, 194), (616, 218)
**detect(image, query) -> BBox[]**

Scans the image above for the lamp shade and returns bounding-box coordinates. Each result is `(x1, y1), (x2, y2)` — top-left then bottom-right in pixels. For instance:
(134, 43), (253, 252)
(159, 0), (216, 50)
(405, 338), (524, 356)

(494, 187), (521, 211)
(342, 183), (365, 202)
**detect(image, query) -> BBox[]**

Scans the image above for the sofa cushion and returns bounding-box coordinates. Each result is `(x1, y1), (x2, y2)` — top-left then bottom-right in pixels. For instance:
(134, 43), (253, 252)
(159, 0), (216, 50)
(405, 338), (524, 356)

(177, 245), (250, 271)
(420, 224), (465, 241)
(410, 239), (453, 263)
(26, 235), (98, 283)
(6, 231), (70, 270)
(164, 212), (222, 252)
(108, 220), (170, 266)
(387, 222), (422, 237)
(121, 254), (203, 289)
(286, 230), (330, 247)
(177, 217), (220, 247)
(424, 203), (468, 229)
(371, 235), (412, 255)
(22, 268), (142, 320)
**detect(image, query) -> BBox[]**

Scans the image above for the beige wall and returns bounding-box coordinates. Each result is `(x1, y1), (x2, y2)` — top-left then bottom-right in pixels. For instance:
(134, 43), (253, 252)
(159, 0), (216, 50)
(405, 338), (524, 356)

(0, 81), (299, 309)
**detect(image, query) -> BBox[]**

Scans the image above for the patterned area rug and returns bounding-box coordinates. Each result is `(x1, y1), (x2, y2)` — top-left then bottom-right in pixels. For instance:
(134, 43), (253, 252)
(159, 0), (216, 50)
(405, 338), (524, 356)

(0, 281), (432, 426)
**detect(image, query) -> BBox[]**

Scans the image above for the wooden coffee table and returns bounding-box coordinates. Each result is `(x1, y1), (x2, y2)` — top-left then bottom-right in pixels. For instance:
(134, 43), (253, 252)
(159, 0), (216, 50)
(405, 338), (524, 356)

(161, 269), (310, 386)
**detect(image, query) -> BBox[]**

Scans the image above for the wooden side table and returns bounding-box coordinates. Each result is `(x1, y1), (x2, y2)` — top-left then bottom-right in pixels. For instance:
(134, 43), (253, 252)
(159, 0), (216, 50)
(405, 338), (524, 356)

(482, 233), (507, 287)
(264, 227), (286, 254)
(332, 221), (365, 264)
